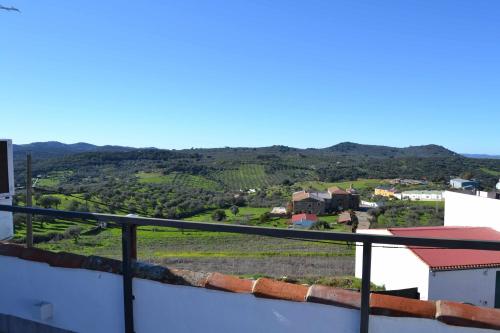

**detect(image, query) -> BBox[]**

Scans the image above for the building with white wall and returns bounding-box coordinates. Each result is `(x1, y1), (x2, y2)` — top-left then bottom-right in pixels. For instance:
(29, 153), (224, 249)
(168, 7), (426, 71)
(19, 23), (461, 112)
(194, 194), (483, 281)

(355, 226), (500, 308)
(395, 190), (444, 201)
(0, 139), (14, 240)
(450, 178), (479, 190)
(444, 190), (500, 231)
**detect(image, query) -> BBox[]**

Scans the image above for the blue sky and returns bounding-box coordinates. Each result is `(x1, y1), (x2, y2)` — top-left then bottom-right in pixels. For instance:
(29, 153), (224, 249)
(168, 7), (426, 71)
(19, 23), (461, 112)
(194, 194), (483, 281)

(1, 0), (499, 153)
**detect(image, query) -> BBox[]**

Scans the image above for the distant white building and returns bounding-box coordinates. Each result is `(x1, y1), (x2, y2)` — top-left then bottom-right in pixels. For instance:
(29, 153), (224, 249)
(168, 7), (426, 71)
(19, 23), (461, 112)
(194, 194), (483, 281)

(444, 190), (500, 232)
(355, 226), (500, 307)
(270, 207), (287, 215)
(396, 190), (444, 201)
(449, 178), (479, 190)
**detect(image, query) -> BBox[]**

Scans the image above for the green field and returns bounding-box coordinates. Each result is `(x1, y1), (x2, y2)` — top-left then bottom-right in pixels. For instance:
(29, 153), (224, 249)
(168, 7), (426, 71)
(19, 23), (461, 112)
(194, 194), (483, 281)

(137, 171), (221, 190)
(34, 224), (355, 278)
(216, 164), (287, 190)
(36, 170), (74, 188)
(295, 178), (386, 191)
(481, 168), (500, 177)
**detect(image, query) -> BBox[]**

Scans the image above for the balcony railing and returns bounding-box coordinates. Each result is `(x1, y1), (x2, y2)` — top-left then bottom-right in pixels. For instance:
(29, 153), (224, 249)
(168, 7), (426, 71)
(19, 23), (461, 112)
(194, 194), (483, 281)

(1, 204), (500, 333)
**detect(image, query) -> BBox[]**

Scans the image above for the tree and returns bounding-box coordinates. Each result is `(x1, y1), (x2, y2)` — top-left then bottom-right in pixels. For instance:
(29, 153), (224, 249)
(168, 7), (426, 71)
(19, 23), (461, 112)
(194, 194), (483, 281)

(38, 196), (61, 209)
(230, 205), (239, 216)
(460, 171), (473, 180)
(259, 212), (271, 224)
(211, 209), (227, 222)
(65, 226), (83, 244)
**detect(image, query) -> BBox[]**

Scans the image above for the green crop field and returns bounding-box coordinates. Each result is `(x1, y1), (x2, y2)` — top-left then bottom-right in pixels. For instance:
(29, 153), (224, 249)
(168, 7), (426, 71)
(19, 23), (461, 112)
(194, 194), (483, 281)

(215, 164), (287, 190)
(481, 168), (500, 177)
(295, 179), (387, 191)
(137, 171), (221, 190)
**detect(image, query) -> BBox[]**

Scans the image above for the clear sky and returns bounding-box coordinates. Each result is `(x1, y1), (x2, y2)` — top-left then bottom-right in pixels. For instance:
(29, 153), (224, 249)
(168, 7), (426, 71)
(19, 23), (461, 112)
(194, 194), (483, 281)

(1, 1), (499, 153)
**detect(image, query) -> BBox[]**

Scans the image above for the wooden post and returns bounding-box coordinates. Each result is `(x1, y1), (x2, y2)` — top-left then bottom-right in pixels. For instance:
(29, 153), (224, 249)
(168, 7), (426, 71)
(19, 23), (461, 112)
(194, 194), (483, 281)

(26, 153), (33, 248)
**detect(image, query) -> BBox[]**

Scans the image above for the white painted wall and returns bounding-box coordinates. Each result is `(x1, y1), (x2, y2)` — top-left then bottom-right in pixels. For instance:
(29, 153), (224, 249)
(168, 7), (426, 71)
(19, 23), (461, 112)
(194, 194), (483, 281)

(428, 268), (500, 308)
(1, 255), (497, 333)
(444, 191), (500, 231)
(0, 197), (13, 240)
(400, 191), (444, 201)
(355, 229), (431, 299)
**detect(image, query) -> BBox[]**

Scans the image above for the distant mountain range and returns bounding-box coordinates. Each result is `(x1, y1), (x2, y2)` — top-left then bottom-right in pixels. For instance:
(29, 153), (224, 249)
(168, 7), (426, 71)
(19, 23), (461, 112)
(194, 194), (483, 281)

(13, 141), (137, 159)
(462, 154), (500, 160)
(12, 141), (461, 160)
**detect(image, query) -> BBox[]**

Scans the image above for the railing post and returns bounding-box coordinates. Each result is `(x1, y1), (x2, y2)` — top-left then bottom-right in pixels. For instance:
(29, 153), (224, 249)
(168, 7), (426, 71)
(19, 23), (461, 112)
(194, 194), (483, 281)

(122, 223), (136, 333)
(360, 241), (372, 333)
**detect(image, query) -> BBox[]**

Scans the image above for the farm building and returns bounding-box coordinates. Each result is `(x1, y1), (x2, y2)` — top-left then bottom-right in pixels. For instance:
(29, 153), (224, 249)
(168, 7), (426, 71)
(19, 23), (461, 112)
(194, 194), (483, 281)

(270, 207), (287, 215)
(290, 213), (318, 229)
(396, 190), (444, 201)
(449, 178), (479, 190)
(355, 226), (500, 308)
(292, 187), (359, 214)
(374, 186), (399, 198)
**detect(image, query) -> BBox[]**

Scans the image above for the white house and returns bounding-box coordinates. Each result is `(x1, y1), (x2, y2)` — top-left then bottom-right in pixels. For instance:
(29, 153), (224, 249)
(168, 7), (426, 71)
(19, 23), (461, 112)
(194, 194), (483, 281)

(355, 226), (500, 308)
(396, 190), (444, 201)
(0, 139), (14, 240)
(444, 190), (500, 231)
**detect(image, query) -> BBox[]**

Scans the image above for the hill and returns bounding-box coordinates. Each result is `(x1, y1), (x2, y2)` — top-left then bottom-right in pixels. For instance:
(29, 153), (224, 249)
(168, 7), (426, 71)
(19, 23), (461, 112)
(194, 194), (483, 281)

(13, 141), (136, 159)
(323, 142), (457, 158)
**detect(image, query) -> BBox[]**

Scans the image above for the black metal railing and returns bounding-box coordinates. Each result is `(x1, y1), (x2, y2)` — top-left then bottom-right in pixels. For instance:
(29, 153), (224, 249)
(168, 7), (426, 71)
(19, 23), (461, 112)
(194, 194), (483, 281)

(1, 204), (500, 333)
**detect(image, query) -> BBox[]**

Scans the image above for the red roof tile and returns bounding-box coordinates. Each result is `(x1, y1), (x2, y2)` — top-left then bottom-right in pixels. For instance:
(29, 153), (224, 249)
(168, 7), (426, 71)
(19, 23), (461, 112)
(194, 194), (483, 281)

(389, 227), (500, 270)
(291, 213), (318, 222)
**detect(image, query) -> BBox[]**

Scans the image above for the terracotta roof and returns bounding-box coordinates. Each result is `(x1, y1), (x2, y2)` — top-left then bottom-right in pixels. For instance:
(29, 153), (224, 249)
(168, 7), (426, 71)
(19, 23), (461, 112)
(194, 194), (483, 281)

(1, 242), (500, 331)
(292, 191), (310, 201)
(389, 226), (500, 271)
(291, 213), (318, 222)
(328, 186), (349, 195)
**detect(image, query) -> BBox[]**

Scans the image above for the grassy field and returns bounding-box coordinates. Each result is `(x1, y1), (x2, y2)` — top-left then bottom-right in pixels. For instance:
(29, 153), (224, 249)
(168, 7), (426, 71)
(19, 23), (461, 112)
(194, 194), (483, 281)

(35, 225), (355, 278)
(136, 171), (221, 190)
(215, 164), (287, 190)
(36, 170), (74, 188)
(481, 167), (500, 177)
(295, 178), (387, 191)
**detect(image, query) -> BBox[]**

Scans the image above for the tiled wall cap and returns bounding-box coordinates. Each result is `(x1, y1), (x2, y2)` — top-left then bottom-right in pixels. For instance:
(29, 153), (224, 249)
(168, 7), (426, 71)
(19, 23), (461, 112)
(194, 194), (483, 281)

(253, 278), (308, 302)
(169, 268), (209, 287)
(436, 300), (500, 330)
(0, 243), (24, 258)
(205, 272), (254, 293)
(49, 251), (87, 269)
(370, 293), (436, 319)
(307, 285), (361, 309)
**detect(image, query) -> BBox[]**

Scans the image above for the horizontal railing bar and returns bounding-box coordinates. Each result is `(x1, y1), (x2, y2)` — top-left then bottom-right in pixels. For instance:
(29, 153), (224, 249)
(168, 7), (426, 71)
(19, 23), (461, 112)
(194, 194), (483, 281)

(1, 205), (500, 251)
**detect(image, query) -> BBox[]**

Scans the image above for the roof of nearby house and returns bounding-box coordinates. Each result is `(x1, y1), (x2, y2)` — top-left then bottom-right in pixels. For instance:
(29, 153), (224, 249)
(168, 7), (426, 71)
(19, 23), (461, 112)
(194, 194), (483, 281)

(388, 227), (500, 271)
(291, 213), (318, 222)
